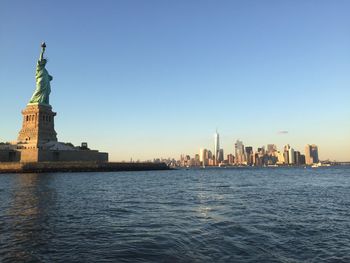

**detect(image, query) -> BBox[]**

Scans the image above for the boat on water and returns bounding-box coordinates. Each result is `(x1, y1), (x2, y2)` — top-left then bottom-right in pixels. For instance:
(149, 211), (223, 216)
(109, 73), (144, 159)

(311, 162), (331, 168)
(267, 164), (278, 167)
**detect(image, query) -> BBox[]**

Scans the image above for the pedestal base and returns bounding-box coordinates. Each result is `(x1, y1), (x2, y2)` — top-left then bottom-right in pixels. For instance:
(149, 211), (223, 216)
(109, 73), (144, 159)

(17, 104), (57, 147)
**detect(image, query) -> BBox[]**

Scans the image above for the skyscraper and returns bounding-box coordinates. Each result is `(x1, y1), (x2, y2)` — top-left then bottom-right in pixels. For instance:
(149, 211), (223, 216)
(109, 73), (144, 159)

(267, 144), (277, 155)
(235, 140), (245, 164)
(227, 154), (234, 165)
(305, 144), (319, 164)
(214, 130), (220, 165)
(276, 151), (285, 164)
(288, 148), (295, 164)
(311, 145), (319, 163)
(218, 149), (224, 163)
(245, 146), (254, 165)
(294, 151), (301, 165)
(283, 144), (290, 165)
(199, 148), (208, 166)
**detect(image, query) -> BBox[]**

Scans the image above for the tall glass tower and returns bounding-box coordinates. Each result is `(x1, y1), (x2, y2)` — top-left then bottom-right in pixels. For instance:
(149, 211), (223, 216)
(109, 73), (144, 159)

(214, 130), (220, 165)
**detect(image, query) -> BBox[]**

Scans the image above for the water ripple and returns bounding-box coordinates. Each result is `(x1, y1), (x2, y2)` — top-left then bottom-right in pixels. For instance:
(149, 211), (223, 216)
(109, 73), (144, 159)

(0, 167), (350, 262)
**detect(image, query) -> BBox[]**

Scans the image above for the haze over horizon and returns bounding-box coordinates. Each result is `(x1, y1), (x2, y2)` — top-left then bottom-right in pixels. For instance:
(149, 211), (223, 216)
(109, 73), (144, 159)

(1, 0), (349, 161)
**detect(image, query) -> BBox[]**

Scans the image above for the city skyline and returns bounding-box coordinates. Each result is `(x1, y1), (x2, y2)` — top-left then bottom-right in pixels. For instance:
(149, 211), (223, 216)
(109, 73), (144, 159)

(154, 130), (326, 167)
(152, 130), (324, 164)
(166, 130), (323, 166)
(1, 1), (349, 161)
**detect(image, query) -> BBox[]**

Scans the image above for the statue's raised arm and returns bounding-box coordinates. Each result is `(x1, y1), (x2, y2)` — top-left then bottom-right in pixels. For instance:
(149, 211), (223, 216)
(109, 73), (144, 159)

(29, 42), (52, 106)
(39, 42), (46, 61)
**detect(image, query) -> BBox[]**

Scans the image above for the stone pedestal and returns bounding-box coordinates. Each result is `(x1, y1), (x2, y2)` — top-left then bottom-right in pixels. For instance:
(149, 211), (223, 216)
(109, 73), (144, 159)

(17, 104), (57, 148)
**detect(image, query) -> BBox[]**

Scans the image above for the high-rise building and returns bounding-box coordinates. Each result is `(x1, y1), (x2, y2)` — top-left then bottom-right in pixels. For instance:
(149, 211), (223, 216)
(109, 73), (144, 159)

(254, 152), (263, 166)
(208, 158), (215, 166)
(245, 146), (254, 165)
(283, 144), (290, 164)
(214, 130), (220, 165)
(288, 148), (295, 164)
(276, 151), (285, 164)
(199, 148), (208, 166)
(294, 151), (301, 165)
(207, 150), (213, 160)
(245, 146), (253, 155)
(257, 146), (266, 155)
(227, 154), (234, 165)
(283, 151), (289, 165)
(194, 154), (199, 162)
(305, 145), (311, 164)
(218, 149), (224, 163)
(310, 146), (319, 163)
(305, 144), (319, 164)
(235, 140), (245, 164)
(267, 144), (277, 155)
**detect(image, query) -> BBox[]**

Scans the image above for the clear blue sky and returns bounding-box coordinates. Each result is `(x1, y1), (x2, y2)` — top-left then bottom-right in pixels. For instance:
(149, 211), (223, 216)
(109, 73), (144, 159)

(1, 0), (349, 161)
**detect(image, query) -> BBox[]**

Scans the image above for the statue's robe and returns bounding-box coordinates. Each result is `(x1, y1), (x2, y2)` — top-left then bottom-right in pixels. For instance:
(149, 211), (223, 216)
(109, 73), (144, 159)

(29, 60), (52, 105)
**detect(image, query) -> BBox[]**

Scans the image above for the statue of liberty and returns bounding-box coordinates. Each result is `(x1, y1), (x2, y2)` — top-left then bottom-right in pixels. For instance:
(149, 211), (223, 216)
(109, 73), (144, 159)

(29, 42), (53, 105)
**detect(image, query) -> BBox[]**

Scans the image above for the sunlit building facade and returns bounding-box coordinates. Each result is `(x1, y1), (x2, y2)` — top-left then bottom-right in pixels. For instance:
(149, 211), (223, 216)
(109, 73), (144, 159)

(305, 144), (319, 164)
(235, 140), (246, 164)
(214, 131), (220, 165)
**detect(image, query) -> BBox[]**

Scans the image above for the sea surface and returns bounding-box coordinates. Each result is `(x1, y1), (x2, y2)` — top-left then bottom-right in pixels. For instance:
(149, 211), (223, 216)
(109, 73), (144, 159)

(0, 167), (349, 263)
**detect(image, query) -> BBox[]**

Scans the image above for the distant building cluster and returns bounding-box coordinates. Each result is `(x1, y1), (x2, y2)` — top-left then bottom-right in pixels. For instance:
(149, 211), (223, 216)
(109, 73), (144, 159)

(155, 131), (320, 168)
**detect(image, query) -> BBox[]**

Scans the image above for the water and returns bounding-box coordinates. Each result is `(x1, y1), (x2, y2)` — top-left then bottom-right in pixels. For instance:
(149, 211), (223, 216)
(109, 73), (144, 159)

(0, 167), (350, 262)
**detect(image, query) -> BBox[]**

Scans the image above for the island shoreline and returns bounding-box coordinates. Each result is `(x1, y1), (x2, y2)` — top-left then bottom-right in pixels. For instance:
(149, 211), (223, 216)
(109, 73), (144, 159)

(0, 162), (170, 174)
